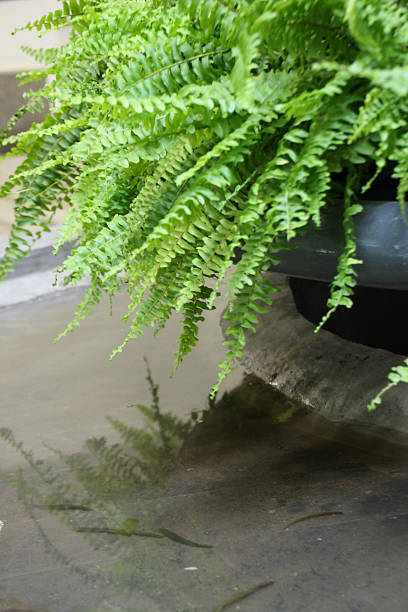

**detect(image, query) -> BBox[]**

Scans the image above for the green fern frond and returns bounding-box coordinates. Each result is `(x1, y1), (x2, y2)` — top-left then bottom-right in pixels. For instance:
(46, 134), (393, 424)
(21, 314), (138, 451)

(216, 267), (278, 394)
(368, 359), (408, 410)
(315, 172), (363, 332)
(0, 124), (81, 280)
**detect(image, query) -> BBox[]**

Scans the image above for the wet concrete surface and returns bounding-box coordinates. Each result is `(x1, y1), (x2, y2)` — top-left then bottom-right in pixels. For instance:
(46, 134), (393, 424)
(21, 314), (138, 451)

(1, 291), (408, 611)
(0, 288), (242, 471)
(175, 378), (408, 611)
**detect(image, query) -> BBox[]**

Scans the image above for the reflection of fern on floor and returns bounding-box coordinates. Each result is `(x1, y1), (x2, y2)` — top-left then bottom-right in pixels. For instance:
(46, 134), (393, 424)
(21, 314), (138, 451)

(86, 357), (193, 486)
(0, 360), (213, 598)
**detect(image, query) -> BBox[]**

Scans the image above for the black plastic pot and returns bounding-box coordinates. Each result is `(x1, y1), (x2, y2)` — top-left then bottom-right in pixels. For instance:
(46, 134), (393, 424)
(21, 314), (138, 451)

(274, 199), (408, 290)
(272, 197), (408, 355)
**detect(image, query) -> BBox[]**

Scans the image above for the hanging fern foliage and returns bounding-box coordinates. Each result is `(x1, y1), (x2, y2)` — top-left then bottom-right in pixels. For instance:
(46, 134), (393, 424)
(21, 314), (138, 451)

(2, 0), (408, 402)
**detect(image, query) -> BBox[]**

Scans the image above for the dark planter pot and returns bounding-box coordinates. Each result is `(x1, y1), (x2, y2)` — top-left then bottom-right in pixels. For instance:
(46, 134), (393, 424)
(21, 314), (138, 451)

(274, 199), (408, 290)
(273, 198), (408, 355)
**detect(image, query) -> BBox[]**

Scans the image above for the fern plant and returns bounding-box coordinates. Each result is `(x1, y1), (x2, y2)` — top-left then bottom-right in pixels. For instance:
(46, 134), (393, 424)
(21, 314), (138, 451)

(2, 0), (408, 403)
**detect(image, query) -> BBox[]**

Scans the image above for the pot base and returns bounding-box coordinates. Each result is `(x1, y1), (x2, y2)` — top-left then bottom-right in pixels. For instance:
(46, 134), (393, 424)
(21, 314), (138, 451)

(289, 277), (408, 356)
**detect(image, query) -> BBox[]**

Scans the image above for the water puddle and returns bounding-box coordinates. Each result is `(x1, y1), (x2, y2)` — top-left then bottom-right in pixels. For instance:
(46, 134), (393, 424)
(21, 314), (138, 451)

(2, 292), (408, 611)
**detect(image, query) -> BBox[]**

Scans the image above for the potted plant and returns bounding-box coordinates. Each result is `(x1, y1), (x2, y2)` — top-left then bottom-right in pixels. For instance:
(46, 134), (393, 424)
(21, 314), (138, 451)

(1, 0), (408, 407)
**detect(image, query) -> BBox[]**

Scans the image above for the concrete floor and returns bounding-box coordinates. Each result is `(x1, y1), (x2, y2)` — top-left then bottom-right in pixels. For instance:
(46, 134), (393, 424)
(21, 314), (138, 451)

(0, 286), (241, 612)
(0, 287), (243, 472)
(1, 288), (408, 611)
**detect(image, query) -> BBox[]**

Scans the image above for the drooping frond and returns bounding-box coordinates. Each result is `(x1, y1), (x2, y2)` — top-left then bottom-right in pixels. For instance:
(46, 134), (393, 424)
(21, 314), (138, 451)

(315, 172), (363, 332)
